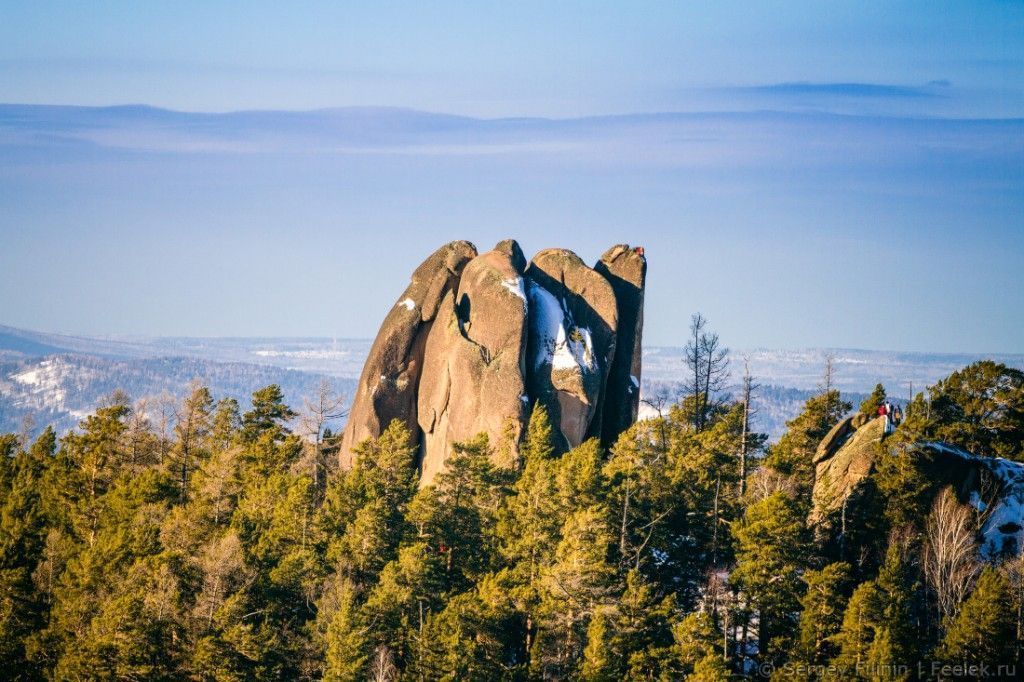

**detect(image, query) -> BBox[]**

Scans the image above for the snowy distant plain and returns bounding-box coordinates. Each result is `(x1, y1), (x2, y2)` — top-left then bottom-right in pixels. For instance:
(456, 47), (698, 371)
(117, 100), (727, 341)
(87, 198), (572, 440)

(2, 324), (1020, 441)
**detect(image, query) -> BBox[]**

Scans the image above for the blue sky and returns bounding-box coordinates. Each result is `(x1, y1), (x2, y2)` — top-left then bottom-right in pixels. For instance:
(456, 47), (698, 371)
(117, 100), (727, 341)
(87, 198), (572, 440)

(0, 2), (1022, 352)
(2, 1), (1022, 117)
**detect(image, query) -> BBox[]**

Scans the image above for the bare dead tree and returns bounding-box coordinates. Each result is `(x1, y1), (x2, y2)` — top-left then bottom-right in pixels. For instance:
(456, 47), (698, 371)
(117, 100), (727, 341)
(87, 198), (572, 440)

(152, 391), (177, 465)
(685, 314), (704, 429)
(684, 313), (730, 432)
(300, 379), (346, 491)
(817, 352), (851, 423)
(196, 444), (241, 527)
(819, 352), (837, 394)
(924, 487), (980, 620)
(701, 331), (730, 428)
(738, 357), (760, 497)
(99, 388), (133, 409)
(699, 568), (731, 657)
(640, 387), (672, 455)
(126, 396), (155, 470)
(369, 645), (398, 682)
(194, 531), (249, 633)
(747, 467), (797, 503)
(1003, 554), (1024, 663)
(18, 412), (35, 449)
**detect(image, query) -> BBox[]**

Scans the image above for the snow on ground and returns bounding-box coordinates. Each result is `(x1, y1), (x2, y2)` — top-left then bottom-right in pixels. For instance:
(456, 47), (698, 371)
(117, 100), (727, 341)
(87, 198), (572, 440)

(981, 456), (1024, 557)
(252, 349), (354, 359)
(13, 368), (41, 386)
(925, 441), (1024, 557)
(11, 359), (73, 410)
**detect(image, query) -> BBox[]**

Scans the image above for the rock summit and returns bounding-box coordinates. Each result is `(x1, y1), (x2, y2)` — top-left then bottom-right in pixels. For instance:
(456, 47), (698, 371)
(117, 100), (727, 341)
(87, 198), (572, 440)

(341, 239), (647, 483)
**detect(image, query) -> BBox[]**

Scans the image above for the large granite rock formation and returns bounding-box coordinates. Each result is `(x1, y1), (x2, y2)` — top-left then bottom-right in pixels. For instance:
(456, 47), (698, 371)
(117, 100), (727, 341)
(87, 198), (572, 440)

(340, 239), (647, 483)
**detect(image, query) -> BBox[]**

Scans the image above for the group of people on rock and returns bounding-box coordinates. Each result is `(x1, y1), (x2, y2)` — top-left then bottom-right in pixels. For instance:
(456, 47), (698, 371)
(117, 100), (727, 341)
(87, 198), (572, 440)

(877, 400), (903, 435)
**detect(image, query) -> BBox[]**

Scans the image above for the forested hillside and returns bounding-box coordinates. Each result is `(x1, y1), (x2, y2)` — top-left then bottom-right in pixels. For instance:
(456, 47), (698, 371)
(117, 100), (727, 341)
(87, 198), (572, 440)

(2, 356), (1023, 680)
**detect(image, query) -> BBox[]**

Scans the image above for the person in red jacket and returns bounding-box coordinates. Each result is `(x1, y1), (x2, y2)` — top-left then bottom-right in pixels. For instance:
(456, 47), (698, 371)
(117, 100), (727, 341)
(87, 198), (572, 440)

(877, 402), (893, 436)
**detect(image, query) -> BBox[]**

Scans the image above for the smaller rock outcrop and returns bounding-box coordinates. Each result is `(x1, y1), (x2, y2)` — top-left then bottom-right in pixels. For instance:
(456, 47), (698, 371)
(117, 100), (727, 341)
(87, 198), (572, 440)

(910, 442), (1024, 557)
(810, 415), (885, 523)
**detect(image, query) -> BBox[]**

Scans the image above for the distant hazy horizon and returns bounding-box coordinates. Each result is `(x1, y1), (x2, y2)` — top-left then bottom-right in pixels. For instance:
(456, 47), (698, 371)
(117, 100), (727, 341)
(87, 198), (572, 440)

(2, 102), (1022, 354)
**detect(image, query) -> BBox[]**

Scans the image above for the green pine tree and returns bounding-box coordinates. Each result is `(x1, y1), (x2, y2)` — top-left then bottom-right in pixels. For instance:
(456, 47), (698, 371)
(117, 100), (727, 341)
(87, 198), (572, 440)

(536, 505), (616, 678)
(406, 433), (503, 592)
(832, 579), (885, 671)
(731, 492), (811, 664)
(936, 567), (1015, 666)
(860, 384), (887, 415)
(926, 361), (1024, 460)
(671, 611), (720, 677)
(322, 577), (369, 682)
(241, 384), (297, 443)
(765, 390), (851, 500)
(797, 562), (852, 664)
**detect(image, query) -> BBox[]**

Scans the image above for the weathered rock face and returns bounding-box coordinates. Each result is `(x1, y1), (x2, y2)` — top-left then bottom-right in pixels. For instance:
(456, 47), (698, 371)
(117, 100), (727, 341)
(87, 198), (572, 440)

(416, 246), (529, 484)
(594, 245), (647, 447)
(340, 239), (647, 482)
(810, 415), (885, 523)
(525, 248), (619, 450)
(339, 240), (478, 467)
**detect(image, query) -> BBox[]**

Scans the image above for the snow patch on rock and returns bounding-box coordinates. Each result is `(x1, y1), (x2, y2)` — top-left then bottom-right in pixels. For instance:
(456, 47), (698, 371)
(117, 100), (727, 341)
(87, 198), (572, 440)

(527, 281), (595, 372)
(500, 277), (527, 303)
(981, 456), (1024, 557)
